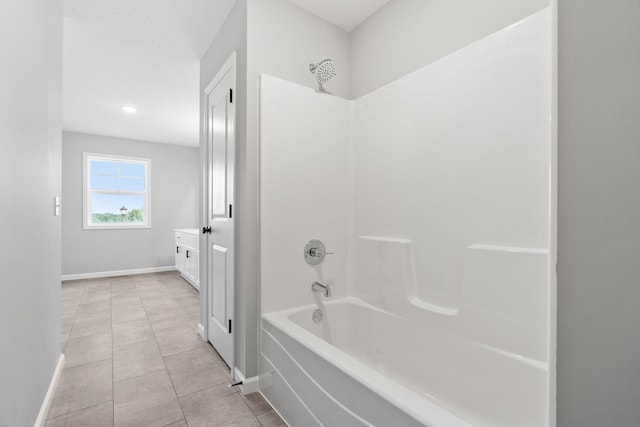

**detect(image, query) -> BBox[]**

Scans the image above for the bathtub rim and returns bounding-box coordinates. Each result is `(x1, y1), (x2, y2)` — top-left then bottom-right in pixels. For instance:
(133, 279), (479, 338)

(262, 296), (475, 427)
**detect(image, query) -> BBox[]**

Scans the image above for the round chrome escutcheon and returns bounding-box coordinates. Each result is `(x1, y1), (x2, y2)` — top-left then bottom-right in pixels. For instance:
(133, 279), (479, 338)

(304, 239), (326, 265)
(312, 309), (323, 323)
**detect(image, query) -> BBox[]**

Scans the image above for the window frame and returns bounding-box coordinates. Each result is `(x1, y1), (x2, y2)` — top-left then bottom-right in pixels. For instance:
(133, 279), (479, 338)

(83, 152), (151, 230)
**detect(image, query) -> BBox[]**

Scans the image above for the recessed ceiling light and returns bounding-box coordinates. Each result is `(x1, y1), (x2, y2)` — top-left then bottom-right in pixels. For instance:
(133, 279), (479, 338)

(120, 105), (137, 114)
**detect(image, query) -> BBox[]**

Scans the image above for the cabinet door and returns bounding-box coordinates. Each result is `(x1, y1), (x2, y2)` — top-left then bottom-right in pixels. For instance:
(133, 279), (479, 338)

(193, 251), (199, 289)
(178, 246), (187, 273)
(175, 232), (183, 272)
(185, 248), (194, 281)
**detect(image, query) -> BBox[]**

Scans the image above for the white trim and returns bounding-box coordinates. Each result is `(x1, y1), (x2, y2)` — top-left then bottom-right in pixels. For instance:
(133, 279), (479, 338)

(33, 354), (65, 427)
(198, 323), (206, 340)
(205, 51), (236, 95)
(257, 74), (264, 408)
(83, 152), (151, 230)
(62, 266), (176, 281)
(547, 2), (558, 426)
(234, 367), (259, 395)
(83, 224), (152, 230)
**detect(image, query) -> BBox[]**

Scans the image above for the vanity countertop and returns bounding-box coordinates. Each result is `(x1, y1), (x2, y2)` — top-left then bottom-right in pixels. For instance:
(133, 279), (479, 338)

(175, 228), (199, 235)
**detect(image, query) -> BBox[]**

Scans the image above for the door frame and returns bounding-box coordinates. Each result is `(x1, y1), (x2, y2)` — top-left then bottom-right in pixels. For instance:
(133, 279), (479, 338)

(200, 51), (236, 372)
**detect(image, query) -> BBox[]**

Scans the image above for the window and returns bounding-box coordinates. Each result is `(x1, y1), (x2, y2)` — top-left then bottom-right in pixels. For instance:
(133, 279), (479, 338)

(83, 153), (150, 229)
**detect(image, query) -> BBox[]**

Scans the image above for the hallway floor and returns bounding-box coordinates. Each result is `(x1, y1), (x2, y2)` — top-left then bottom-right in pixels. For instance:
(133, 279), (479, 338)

(47, 272), (285, 427)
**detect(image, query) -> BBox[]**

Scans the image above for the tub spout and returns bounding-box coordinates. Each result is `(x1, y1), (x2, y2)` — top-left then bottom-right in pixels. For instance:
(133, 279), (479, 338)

(311, 281), (332, 297)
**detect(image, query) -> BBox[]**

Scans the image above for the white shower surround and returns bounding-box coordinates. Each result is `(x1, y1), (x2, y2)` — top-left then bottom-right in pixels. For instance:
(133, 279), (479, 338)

(259, 7), (552, 426)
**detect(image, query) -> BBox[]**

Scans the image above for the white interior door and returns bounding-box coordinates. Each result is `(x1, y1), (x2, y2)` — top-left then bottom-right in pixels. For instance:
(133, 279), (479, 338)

(205, 54), (235, 369)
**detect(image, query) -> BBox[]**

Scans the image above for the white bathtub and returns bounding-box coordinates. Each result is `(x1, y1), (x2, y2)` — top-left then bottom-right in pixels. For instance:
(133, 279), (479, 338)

(260, 298), (547, 427)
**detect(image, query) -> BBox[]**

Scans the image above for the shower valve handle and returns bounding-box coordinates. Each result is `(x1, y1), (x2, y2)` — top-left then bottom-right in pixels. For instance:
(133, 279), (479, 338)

(309, 247), (334, 257)
(304, 239), (333, 265)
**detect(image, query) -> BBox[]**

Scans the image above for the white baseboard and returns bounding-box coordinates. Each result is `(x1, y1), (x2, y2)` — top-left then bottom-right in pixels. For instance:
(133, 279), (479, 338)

(234, 367), (259, 395)
(34, 354), (65, 427)
(197, 323), (205, 340)
(61, 266), (176, 281)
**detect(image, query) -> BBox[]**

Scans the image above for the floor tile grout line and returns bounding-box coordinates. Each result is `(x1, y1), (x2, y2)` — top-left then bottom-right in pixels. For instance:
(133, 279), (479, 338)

(112, 367), (168, 385)
(137, 276), (188, 424)
(47, 400), (113, 422)
(62, 281), (87, 353)
(44, 399), (113, 423)
(172, 379), (239, 401)
(148, 317), (192, 335)
(53, 280), (111, 422)
(153, 341), (226, 361)
(114, 274), (151, 426)
(48, 281), (86, 420)
(237, 389), (265, 426)
(111, 333), (156, 351)
(159, 419), (188, 427)
(62, 355), (113, 370)
(108, 277), (114, 427)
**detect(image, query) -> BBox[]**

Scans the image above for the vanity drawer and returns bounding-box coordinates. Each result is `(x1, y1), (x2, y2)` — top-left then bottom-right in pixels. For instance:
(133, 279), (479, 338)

(175, 230), (198, 249)
(181, 232), (197, 249)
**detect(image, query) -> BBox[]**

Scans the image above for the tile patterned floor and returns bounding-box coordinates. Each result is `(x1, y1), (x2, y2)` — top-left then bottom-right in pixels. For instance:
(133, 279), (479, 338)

(47, 271), (286, 427)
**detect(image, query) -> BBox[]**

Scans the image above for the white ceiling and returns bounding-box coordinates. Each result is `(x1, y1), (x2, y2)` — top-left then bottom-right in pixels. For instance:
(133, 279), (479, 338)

(62, 0), (235, 147)
(288, 0), (392, 32)
(62, 0), (390, 147)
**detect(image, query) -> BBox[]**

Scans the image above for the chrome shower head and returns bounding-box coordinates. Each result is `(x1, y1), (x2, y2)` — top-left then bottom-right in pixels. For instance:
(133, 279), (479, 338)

(309, 59), (336, 93)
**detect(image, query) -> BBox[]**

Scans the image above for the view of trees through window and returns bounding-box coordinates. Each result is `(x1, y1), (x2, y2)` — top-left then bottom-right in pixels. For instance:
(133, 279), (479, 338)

(92, 208), (144, 224)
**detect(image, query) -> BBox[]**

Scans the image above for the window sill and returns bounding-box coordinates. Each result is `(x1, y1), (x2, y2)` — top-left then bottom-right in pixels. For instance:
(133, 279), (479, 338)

(83, 224), (151, 230)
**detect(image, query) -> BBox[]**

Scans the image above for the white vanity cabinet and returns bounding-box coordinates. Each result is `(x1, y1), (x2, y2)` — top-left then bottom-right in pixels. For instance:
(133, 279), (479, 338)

(175, 229), (199, 290)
